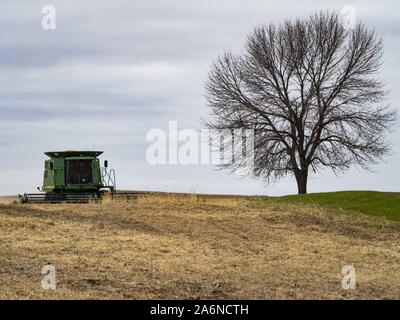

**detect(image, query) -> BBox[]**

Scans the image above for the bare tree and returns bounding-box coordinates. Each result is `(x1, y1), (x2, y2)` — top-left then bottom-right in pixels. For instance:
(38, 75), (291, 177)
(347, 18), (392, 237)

(204, 11), (396, 194)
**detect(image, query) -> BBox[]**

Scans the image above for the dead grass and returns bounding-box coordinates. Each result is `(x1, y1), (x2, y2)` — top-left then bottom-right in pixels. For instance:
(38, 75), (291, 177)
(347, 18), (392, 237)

(0, 195), (18, 204)
(0, 194), (399, 299)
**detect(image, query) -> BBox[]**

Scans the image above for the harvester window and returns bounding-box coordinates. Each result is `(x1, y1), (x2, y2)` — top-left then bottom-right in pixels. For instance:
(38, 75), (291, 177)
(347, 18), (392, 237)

(49, 162), (54, 170)
(65, 160), (92, 185)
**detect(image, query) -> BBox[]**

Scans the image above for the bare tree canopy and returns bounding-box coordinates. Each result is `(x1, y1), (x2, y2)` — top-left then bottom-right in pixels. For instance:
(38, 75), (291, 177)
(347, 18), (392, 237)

(204, 11), (397, 194)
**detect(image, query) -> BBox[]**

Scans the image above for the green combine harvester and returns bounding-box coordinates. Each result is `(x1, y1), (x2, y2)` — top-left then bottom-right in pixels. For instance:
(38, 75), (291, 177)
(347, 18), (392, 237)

(19, 151), (140, 203)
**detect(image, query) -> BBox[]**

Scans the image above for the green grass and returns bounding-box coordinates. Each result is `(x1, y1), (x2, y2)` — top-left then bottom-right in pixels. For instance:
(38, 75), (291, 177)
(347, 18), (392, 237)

(271, 191), (400, 221)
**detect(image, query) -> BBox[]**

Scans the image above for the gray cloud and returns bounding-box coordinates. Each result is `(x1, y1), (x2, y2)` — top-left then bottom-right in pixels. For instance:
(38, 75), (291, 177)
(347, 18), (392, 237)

(0, 0), (399, 195)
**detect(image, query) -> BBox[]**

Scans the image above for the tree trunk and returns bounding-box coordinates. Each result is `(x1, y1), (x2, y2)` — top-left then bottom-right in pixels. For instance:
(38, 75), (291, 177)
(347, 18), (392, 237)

(295, 169), (308, 194)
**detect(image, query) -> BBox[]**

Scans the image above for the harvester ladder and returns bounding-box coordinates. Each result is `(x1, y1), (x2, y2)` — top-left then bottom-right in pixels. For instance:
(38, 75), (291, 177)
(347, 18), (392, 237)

(101, 167), (116, 192)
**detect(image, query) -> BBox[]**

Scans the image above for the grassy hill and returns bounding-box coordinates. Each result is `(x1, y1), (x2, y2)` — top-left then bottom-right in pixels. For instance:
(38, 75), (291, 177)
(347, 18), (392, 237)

(271, 191), (400, 221)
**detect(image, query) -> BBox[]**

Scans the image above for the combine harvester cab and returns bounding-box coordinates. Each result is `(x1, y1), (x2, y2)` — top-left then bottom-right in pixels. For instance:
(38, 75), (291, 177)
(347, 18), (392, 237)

(19, 151), (119, 203)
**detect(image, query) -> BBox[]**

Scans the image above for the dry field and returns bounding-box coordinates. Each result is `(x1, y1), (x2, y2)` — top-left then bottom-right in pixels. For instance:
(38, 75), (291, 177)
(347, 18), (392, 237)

(0, 194), (399, 299)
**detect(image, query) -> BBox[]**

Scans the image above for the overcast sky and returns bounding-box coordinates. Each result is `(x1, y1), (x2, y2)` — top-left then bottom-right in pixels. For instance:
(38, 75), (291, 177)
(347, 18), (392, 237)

(0, 0), (399, 196)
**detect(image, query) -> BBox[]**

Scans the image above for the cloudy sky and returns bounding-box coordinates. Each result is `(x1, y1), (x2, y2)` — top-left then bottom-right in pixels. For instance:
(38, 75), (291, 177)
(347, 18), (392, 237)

(0, 0), (399, 196)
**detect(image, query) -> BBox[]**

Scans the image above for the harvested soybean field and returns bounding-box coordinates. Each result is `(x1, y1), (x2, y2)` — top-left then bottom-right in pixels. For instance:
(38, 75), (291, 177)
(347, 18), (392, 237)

(0, 194), (400, 299)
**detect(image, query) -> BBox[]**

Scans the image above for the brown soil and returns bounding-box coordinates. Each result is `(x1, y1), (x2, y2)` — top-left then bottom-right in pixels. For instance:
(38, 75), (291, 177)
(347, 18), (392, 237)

(0, 194), (399, 299)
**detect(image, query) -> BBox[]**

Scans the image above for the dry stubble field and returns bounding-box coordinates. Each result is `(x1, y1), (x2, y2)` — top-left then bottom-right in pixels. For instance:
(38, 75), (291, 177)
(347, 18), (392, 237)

(0, 194), (399, 299)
